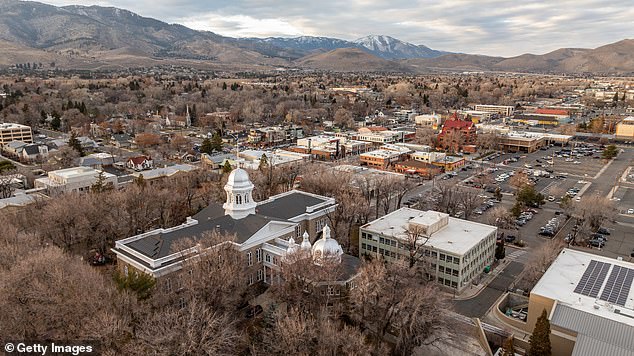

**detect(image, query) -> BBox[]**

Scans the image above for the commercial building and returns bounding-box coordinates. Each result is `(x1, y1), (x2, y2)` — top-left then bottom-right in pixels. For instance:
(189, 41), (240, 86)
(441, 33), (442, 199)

(437, 118), (476, 152)
(497, 132), (545, 153)
(394, 160), (442, 178)
(360, 208), (497, 292)
(616, 117), (634, 140)
(414, 114), (442, 129)
(474, 105), (515, 117)
(517, 249), (634, 356)
(0, 123), (32, 145)
(354, 129), (405, 146)
(34, 166), (117, 195)
(248, 125), (303, 146)
(360, 149), (403, 169)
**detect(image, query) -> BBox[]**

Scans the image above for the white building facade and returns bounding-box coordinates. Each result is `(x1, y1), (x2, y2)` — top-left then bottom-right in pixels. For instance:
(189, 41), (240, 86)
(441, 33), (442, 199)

(360, 208), (497, 292)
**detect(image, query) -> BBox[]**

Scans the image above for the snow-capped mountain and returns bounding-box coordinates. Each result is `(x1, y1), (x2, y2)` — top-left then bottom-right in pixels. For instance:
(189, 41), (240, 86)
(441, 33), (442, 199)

(258, 36), (355, 52)
(354, 35), (447, 59)
(242, 35), (448, 60)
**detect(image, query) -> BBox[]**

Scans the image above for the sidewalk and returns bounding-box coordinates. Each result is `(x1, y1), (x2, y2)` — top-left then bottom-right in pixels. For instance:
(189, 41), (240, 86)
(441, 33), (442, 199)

(453, 254), (517, 300)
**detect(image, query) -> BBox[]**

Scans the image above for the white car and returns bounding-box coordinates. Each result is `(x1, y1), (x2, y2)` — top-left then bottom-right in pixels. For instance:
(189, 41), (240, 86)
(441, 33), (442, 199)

(628, 209), (634, 215)
(524, 164), (532, 169)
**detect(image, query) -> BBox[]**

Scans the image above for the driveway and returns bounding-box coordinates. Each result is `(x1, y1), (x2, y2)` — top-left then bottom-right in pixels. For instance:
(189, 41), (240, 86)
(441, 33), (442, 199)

(453, 261), (525, 318)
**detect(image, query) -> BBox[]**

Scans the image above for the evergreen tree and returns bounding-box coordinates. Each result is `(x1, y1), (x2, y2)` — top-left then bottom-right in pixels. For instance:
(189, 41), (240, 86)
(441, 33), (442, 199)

(200, 138), (214, 155)
(68, 132), (84, 156)
(91, 171), (111, 193)
(134, 174), (147, 189)
(50, 116), (61, 131)
(495, 239), (506, 260)
(222, 82), (227, 90)
(222, 160), (233, 174)
(602, 145), (618, 159)
(258, 153), (269, 171)
(113, 269), (156, 300)
(211, 132), (223, 152)
(528, 310), (552, 356)
(502, 336), (515, 356)
(494, 187), (503, 201)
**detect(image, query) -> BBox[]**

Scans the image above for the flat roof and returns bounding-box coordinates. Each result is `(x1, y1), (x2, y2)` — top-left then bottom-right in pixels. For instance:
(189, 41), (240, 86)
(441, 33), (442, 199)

(0, 123), (30, 129)
(361, 149), (401, 159)
(362, 207), (497, 255)
(532, 249), (634, 327)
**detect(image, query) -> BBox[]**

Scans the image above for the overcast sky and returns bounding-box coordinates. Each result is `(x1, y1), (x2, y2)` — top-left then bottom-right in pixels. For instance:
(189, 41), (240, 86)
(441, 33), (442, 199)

(40, 0), (634, 57)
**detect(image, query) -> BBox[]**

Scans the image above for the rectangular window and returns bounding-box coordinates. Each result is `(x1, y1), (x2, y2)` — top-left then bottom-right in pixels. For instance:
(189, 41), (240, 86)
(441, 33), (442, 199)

(372, 245), (377, 253)
(379, 237), (385, 244)
(391, 240), (397, 247)
(248, 274), (254, 285)
(439, 266), (445, 273)
(362, 243), (367, 250)
(379, 248), (384, 254)
(362, 232), (367, 239)
(265, 254), (271, 263)
(295, 225), (301, 237)
(440, 253), (446, 261)
(247, 252), (253, 266)
(451, 281), (458, 288)
(165, 278), (172, 292)
(453, 257), (460, 264)
(432, 251), (437, 258)
(256, 249), (262, 262)
(178, 297), (187, 309)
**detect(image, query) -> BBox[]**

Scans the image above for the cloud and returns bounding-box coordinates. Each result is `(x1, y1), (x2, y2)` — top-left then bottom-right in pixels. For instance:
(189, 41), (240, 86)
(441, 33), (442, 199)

(38, 0), (634, 57)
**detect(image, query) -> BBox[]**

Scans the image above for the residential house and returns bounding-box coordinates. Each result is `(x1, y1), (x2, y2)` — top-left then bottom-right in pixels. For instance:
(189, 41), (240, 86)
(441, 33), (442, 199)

(126, 155), (154, 171)
(111, 133), (132, 148)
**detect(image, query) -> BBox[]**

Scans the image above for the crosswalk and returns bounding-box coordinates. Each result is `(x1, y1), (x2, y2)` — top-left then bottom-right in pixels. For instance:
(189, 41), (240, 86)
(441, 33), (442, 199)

(506, 250), (526, 261)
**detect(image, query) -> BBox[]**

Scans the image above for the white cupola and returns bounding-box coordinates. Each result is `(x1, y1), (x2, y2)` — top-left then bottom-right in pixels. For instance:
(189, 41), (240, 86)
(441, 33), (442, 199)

(300, 231), (312, 251)
(286, 236), (300, 255)
(311, 225), (343, 265)
(223, 168), (257, 219)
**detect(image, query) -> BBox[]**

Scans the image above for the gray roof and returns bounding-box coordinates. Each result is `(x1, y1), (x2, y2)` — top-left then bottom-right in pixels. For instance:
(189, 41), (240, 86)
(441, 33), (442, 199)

(572, 335), (634, 356)
(338, 254), (362, 281)
(551, 304), (634, 354)
(23, 145), (40, 155)
(126, 211), (275, 259)
(256, 191), (331, 220)
(112, 133), (131, 141)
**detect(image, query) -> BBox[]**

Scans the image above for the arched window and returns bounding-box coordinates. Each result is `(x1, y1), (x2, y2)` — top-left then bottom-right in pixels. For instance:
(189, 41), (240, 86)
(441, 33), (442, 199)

(237, 195), (242, 204)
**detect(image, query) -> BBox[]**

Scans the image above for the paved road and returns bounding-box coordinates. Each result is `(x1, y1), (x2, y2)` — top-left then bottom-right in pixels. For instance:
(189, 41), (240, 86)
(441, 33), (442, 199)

(453, 261), (525, 318)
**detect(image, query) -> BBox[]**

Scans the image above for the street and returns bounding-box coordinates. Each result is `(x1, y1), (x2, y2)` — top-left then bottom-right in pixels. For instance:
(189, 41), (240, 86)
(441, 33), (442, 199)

(453, 261), (525, 318)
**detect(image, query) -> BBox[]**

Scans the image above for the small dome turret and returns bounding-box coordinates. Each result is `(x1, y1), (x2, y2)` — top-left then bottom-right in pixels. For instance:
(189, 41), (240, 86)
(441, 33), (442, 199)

(311, 225), (343, 265)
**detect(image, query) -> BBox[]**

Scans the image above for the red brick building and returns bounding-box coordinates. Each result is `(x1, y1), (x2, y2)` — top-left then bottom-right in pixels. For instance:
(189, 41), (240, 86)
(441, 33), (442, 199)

(437, 115), (476, 152)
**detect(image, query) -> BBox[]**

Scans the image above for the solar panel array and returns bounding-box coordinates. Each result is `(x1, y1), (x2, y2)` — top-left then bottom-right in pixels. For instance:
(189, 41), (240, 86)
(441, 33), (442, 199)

(599, 265), (634, 306)
(573, 260), (611, 298)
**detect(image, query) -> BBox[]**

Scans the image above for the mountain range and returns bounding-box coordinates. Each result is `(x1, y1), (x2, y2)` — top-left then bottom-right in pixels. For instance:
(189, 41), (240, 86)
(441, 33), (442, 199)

(0, 0), (633, 74)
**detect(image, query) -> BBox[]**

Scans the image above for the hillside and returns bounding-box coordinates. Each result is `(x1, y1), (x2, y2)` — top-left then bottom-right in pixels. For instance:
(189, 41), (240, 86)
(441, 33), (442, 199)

(0, 0), (632, 73)
(296, 48), (412, 72)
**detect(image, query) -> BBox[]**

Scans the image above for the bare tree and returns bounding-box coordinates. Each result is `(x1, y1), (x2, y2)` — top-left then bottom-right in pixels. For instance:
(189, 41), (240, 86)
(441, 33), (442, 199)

(350, 258), (451, 354)
(261, 307), (377, 356)
(457, 188), (484, 220)
(131, 299), (243, 356)
(520, 239), (565, 290)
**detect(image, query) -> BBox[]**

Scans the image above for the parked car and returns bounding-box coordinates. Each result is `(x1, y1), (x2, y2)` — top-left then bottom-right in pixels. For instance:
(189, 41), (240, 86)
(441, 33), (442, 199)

(589, 239), (605, 248)
(597, 227), (610, 235)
